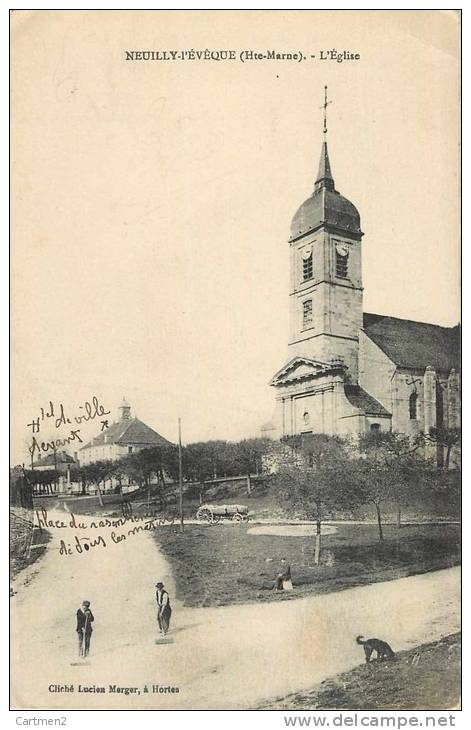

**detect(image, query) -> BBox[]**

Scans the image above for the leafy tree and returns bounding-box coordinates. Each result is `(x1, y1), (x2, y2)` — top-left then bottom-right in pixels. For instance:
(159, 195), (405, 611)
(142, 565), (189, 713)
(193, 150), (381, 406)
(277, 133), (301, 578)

(160, 443), (180, 483)
(10, 467), (34, 508)
(354, 432), (429, 540)
(137, 448), (163, 485)
(85, 460), (114, 507)
(127, 446), (175, 506)
(108, 459), (129, 494)
(426, 466), (461, 517)
(280, 434), (304, 457)
(182, 441), (225, 503)
(121, 451), (152, 507)
(70, 460), (114, 506)
(274, 434), (355, 564)
(70, 465), (91, 496)
(229, 438), (272, 494)
(182, 437), (272, 499)
(23, 468), (58, 493)
(426, 427), (461, 471)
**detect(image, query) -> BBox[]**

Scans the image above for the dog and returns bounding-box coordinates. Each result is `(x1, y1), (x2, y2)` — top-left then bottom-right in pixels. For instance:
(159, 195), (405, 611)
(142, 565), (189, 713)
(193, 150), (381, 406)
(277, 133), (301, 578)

(356, 635), (395, 663)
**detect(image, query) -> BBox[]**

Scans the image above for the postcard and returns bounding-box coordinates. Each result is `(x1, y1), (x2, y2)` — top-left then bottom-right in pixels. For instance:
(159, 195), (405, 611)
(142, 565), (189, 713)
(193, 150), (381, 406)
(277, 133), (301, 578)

(10, 10), (461, 712)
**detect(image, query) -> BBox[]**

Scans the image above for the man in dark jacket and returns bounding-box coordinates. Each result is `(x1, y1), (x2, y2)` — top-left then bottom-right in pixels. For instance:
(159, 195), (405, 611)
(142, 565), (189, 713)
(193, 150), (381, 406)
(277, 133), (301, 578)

(76, 600), (94, 657)
(155, 582), (172, 635)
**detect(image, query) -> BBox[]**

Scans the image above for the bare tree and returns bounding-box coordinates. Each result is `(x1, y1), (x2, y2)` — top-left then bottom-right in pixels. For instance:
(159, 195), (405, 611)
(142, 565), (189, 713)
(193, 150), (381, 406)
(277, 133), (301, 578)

(355, 432), (430, 539)
(274, 434), (355, 564)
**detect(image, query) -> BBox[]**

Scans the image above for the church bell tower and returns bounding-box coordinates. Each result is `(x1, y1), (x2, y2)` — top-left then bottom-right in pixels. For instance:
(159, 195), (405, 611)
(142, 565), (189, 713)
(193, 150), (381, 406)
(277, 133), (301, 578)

(262, 88), (368, 441)
(287, 88), (364, 381)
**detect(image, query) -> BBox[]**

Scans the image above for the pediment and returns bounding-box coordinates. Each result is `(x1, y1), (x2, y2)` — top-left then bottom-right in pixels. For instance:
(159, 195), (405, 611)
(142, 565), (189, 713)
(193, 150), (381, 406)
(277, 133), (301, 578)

(270, 356), (344, 387)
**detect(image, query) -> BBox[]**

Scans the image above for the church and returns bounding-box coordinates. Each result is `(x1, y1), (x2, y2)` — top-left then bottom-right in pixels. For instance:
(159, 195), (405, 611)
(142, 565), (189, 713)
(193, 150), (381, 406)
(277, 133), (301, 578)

(262, 116), (460, 449)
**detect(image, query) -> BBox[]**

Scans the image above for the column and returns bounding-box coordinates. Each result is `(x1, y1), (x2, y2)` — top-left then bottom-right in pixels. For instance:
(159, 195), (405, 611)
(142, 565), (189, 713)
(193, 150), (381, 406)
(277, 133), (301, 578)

(447, 369), (460, 428)
(423, 366), (436, 434)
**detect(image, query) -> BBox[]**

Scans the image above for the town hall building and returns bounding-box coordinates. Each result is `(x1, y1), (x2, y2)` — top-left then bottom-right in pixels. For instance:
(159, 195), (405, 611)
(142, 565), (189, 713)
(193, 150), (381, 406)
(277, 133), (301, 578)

(262, 126), (460, 448)
(79, 398), (171, 465)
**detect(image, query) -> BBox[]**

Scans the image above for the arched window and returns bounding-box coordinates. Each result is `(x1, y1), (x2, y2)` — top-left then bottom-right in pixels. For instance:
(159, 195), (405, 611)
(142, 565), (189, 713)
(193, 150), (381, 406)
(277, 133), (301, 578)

(409, 391), (418, 420)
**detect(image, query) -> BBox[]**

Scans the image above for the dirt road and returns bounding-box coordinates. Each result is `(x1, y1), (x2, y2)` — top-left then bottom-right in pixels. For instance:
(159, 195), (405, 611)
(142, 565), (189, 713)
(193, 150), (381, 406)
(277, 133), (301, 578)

(11, 511), (460, 710)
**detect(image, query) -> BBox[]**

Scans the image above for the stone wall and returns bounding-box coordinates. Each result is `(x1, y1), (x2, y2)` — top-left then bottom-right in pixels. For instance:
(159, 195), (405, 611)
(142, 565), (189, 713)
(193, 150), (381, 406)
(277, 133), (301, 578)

(287, 228), (363, 382)
(358, 331), (395, 413)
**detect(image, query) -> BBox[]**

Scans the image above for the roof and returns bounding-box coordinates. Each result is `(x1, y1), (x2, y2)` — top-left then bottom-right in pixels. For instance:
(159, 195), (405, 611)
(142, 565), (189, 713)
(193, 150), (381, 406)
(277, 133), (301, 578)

(33, 451), (76, 468)
(290, 141), (362, 242)
(80, 417), (172, 450)
(363, 313), (460, 373)
(270, 355), (345, 387)
(316, 140), (334, 188)
(344, 385), (391, 417)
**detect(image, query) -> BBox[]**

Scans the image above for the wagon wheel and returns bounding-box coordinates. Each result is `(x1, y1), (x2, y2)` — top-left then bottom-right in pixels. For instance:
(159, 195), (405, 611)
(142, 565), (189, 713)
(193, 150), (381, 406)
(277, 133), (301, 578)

(197, 508), (212, 523)
(232, 513), (243, 523)
(212, 514), (221, 524)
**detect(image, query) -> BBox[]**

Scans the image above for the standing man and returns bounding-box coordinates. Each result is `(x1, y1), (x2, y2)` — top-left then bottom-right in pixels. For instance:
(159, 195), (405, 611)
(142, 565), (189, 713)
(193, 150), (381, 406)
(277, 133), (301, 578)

(76, 600), (94, 657)
(155, 582), (172, 635)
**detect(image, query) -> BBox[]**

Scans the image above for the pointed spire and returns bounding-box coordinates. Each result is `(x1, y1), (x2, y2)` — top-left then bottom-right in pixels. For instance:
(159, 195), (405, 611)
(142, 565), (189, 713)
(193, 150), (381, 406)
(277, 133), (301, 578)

(315, 141), (335, 192)
(314, 87), (335, 193)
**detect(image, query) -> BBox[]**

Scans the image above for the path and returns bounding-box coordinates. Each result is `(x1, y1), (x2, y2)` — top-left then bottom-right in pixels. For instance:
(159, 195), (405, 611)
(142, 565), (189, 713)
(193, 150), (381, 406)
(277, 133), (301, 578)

(11, 511), (460, 710)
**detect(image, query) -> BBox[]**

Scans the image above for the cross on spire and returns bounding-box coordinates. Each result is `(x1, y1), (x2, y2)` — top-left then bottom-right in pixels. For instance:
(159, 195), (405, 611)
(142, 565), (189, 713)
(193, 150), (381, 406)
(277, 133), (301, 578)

(315, 86), (335, 192)
(320, 85), (332, 136)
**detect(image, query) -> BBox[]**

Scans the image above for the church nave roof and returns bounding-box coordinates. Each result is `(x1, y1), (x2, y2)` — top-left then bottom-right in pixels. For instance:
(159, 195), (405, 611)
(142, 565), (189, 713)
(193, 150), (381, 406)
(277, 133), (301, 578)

(363, 313), (460, 373)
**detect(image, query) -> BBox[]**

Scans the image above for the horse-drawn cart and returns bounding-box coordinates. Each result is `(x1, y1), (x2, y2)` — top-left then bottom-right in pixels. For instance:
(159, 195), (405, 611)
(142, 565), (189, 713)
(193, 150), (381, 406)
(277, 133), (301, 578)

(196, 503), (249, 524)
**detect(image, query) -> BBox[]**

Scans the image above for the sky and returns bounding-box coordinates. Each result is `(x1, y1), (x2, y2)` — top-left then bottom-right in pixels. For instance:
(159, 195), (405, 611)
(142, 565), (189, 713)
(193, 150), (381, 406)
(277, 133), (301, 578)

(11, 10), (460, 465)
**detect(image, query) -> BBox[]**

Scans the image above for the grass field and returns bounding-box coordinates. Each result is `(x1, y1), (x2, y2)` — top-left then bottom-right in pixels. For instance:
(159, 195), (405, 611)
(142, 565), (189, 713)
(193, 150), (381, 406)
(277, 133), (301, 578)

(260, 633), (461, 710)
(153, 522), (460, 607)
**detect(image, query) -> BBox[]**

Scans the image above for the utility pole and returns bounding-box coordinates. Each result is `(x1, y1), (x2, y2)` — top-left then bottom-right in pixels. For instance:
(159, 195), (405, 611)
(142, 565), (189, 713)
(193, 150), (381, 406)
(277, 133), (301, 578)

(178, 418), (184, 533)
